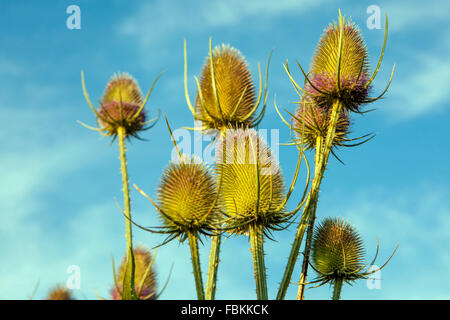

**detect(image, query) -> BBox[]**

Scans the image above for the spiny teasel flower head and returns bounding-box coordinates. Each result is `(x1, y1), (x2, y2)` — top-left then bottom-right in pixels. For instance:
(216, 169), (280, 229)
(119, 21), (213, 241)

(111, 245), (157, 300)
(102, 73), (143, 105)
(293, 97), (350, 150)
(216, 128), (288, 235)
(312, 217), (365, 283)
(97, 72), (147, 138)
(157, 156), (220, 237)
(307, 17), (371, 113)
(81, 71), (161, 140)
(196, 45), (256, 130)
(47, 284), (74, 300)
(311, 217), (398, 294)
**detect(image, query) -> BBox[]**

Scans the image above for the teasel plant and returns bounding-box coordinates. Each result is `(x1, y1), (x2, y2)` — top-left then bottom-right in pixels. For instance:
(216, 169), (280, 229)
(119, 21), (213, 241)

(275, 9), (395, 300)
(80, 71), (162, 300)
(182, 38), (272, 299)
(310, 217), (398, 300)
(127, 115), (221, 300)
(216, 127), (310, 299)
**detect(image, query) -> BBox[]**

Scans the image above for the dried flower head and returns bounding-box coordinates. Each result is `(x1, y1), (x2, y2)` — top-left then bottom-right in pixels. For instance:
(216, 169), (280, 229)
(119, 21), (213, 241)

(293, 98), (350, 150)
(47, 284), (74, 300)
(156, 156), (220, 239)
(216, 128), (292, 235)
(111, 245), (157, 300)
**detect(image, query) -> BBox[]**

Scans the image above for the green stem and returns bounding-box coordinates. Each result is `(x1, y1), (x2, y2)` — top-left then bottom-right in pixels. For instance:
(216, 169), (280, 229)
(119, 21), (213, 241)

(205, 233), (221, 300)
(117, 126), (137, 300)
(332, 278), (343, 300)
(297, 136), (323, 300)
(277, 100), (342, 300)
(188, 231), (205, 300)
(249, 223), (268, 300)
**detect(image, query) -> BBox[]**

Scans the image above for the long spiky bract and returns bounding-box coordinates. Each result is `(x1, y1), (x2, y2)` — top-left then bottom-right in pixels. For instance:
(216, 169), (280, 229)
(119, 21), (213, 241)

(277, 9), (394, 300)
(80, 71), (162, 300)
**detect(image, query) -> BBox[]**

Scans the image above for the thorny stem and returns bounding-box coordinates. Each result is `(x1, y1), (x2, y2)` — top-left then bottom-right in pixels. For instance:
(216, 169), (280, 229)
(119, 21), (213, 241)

(205, 233), (221, 300)
(249, 223), (268, 300)
(277, 100), (343, 300)
(117, 126), (137, 300)
(332, 278), (344, 300)
(188, 231), (205, 300)
(297, 136), (323, 300)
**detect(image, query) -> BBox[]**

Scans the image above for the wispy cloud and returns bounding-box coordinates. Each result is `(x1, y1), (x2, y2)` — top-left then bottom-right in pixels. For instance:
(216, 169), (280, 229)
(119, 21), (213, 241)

(118, 0), (326, 48)
(384, 46), (450, 120)
(385, 0), (450, 32)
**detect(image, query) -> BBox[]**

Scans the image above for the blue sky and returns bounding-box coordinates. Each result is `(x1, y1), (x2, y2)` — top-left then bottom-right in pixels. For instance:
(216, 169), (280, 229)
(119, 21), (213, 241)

(0, 0), (449, 300)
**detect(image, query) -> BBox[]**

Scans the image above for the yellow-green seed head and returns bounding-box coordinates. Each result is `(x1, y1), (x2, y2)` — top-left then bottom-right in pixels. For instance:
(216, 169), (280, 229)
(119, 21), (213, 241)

(157, 157), (219, 233)
(196, 45), (256, 130)
(216, 128), (285, 234)
(96, 73), (147, 138)
(312, 217), (365, 282)
(112, 245), (157, 300)
(47, 284), (74, 300)
(311, 20), (369, 79)
(102, 72), (143, 105)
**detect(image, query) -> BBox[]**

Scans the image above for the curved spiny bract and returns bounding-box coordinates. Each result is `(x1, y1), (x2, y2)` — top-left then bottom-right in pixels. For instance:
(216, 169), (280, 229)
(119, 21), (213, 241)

(216, 128), (287, 235)
(112, 245), (157, 300)
(307, 18), (371, 113)
(293, 98), (350, 151)
(196, 45), (256, 131)
(157, 156), (220, 239)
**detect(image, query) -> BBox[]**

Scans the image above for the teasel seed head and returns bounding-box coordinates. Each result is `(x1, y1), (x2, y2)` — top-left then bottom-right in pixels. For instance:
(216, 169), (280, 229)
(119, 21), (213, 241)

(112, 245), (157, 300)
(196, 45), (256, 130)
(293, 98), (350, 150)
(81, 71), (161, 140)
(47, 284), (74, 300)
(96, 73), (147, 137)
(307, 17), (371, 113)
(312, 217), (365, 282)
(311, 216), (398, 296)
(216, 128), (288, 235)
(157, 156), (220, 237)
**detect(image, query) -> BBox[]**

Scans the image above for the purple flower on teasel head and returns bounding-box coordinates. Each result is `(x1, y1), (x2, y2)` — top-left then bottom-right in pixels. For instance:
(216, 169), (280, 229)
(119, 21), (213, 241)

(307, 19), (371, 113)
(293, 97), (350, 150)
